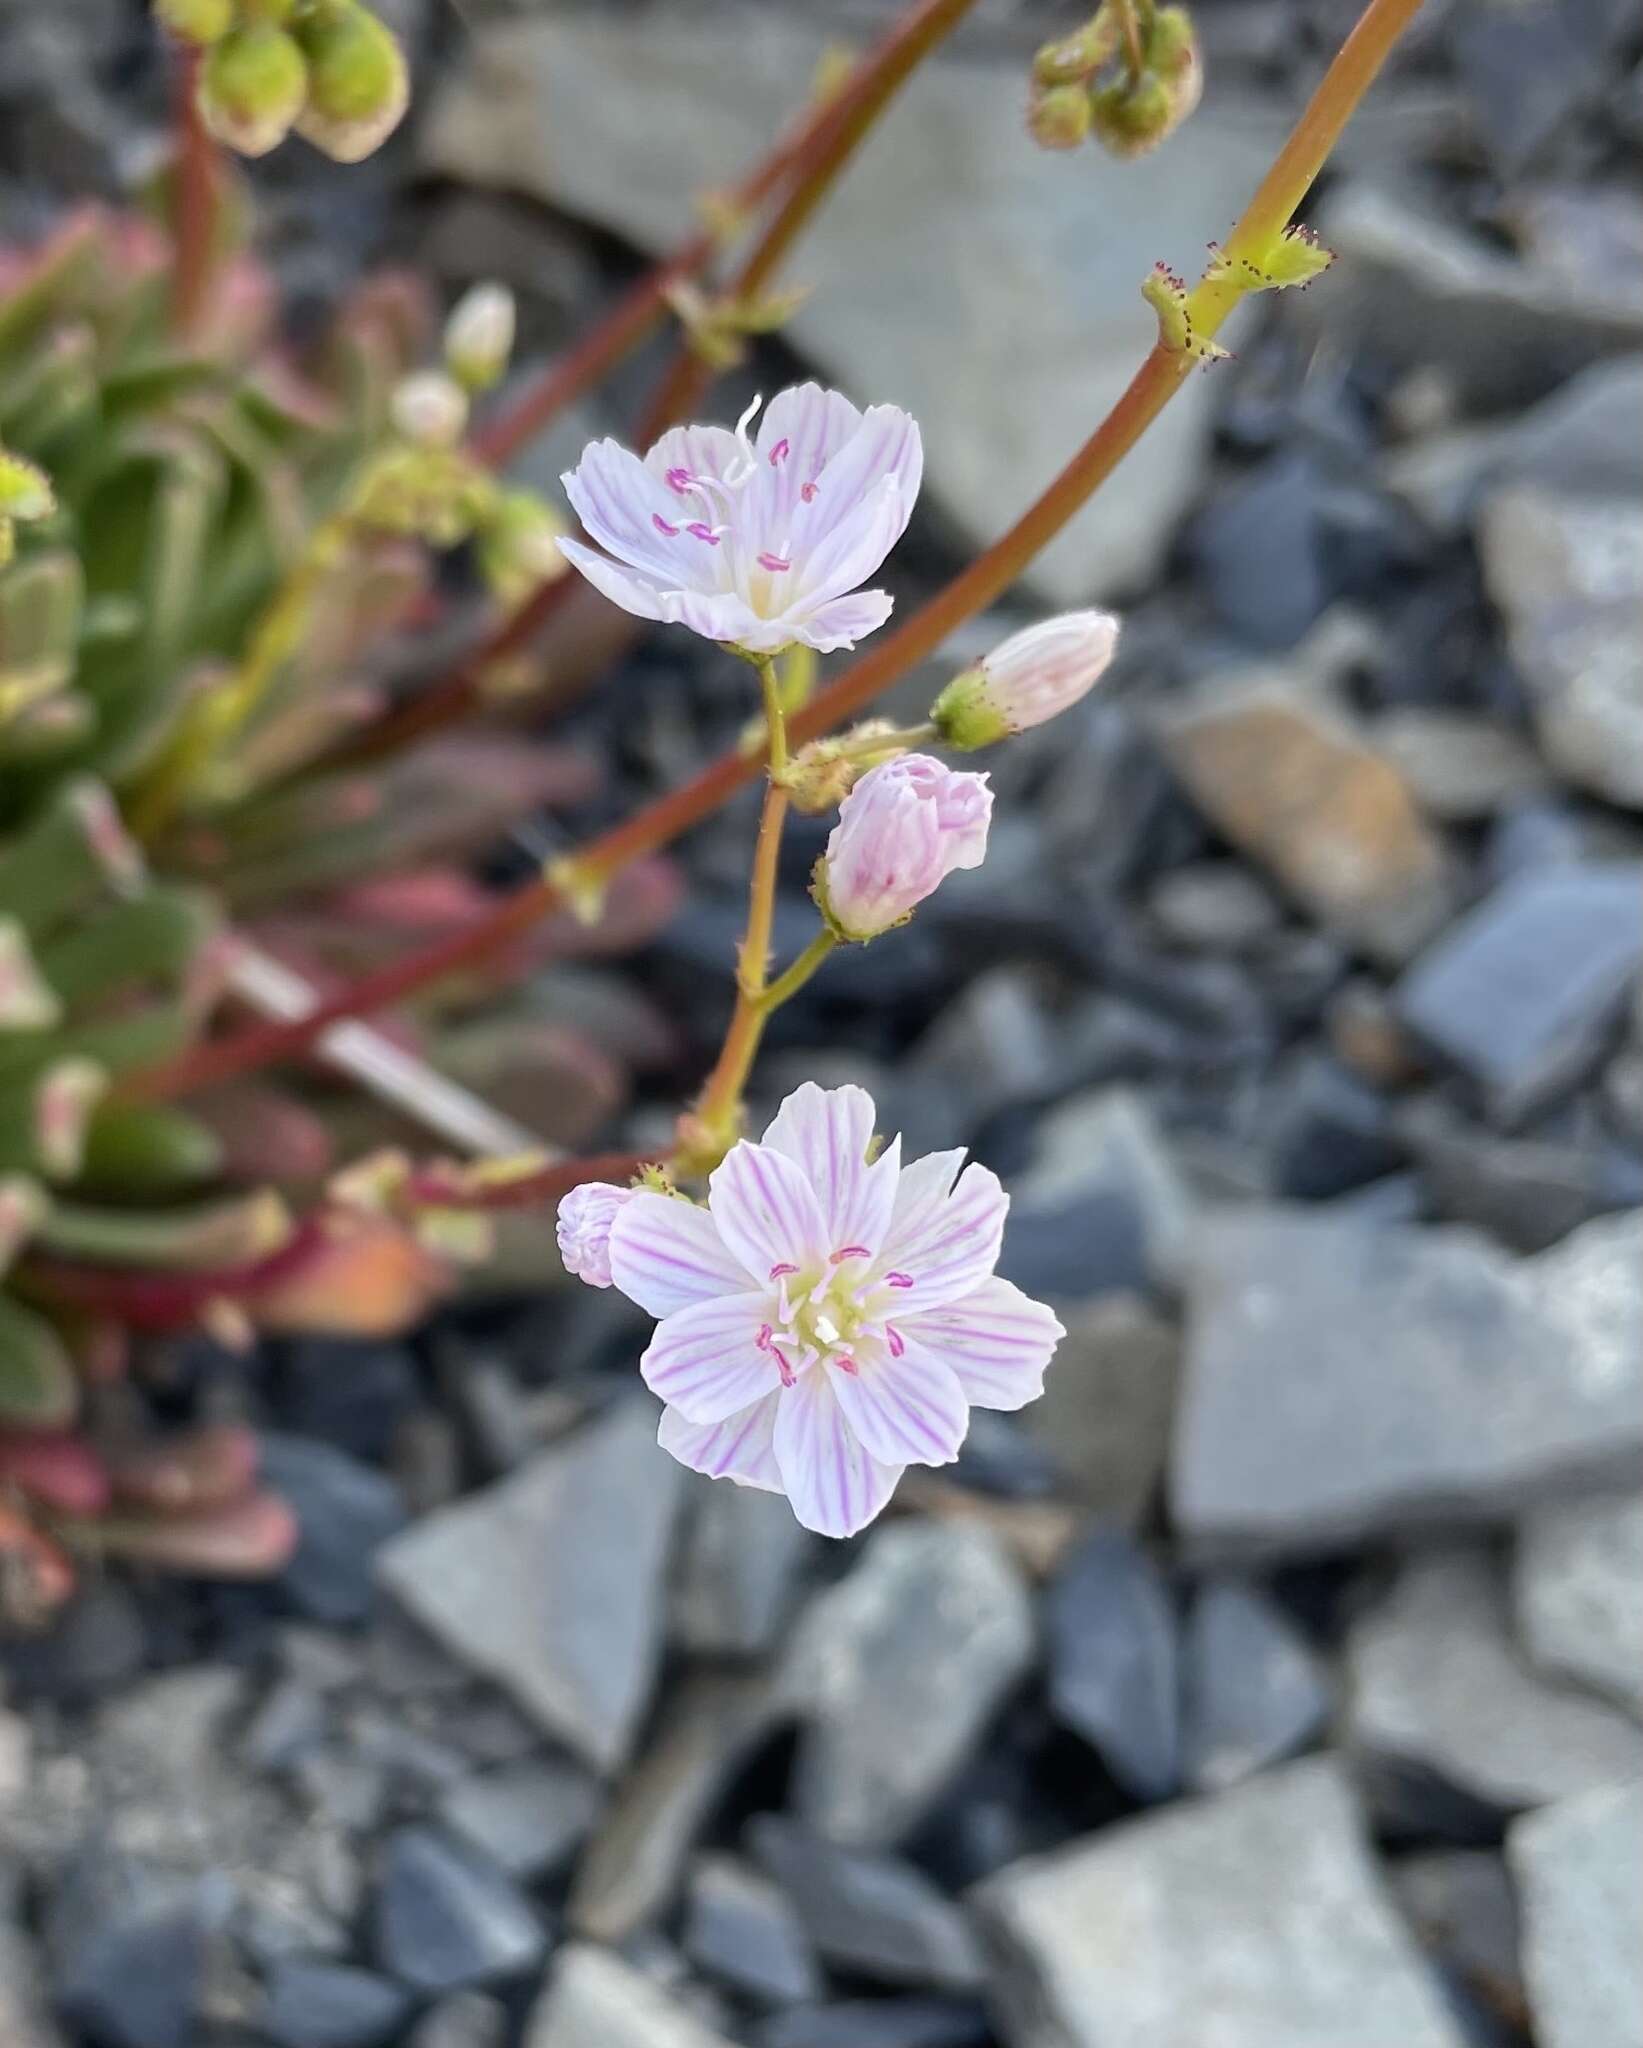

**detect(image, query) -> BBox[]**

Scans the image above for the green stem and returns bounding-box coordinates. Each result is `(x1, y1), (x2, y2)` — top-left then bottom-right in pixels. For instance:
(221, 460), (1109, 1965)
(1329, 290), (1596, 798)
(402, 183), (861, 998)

(759, 931), (838, 1014)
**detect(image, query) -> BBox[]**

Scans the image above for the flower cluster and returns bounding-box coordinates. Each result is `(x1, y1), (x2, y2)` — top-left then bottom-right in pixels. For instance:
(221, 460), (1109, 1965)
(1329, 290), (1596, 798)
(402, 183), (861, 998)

(555, 382), (1124, 1532)
(1029, 2), (1202, 159)
(560, 1085), (1064, 1537)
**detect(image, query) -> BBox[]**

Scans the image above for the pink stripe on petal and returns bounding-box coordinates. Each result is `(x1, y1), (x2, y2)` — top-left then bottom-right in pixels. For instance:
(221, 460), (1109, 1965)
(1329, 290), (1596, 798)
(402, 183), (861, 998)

(608, 1190), (753, 1316)
(640, 1291), (783, 1423)
(907, 1276), (1064, 1412)
(658, 1395), (783, 1491)
(760, 1084), (900, 1257)
(877, 1154), (1004, 1311)
(773, 1370), (902, 1538)
(708, 1141), (828, 1279)
(829, 1337), (968, 1468)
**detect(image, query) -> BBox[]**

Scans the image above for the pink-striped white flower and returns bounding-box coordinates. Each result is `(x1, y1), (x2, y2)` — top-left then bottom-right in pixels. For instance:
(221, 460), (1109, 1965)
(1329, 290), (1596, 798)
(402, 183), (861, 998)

(556, 383), (921, 655)
(819, 755), (992, 940)
(555, 1180), (634, 1289)
(932, 609), (1121, 750)
(561, 1083), (1064, 1538)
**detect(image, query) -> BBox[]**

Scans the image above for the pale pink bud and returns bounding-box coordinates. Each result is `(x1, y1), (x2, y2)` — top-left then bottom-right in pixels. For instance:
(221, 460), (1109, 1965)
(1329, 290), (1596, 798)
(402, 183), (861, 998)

(556, 1181), (635, 1288)
(818, 754), (991, 941)
(932, 609), (1120, 750)
(390, 370), (468, 449)
(445, 283), (516, 392)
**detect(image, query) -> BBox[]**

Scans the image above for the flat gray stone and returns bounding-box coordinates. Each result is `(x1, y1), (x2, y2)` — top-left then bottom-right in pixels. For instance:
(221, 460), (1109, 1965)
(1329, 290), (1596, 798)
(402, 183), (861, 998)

(684, 1854), (822, 2007)
(436, 1758), (602, 1881)
(1390, 1850), (1524, 2025)
(424, 10), (1289, 603)
(784, 1522), (1034, 1847)
(375, 1399), (684, 1772)
(972, 1756), (1464, 2048)
(525, 1944), (734, 2048)
(1516, 1490), (1643, 1719)
(569, 1673), (781, 1943)
(1509, 1781), (1643, 2048)
(1013, 1087), (1197, 1292)
(672, 1475), (813, 1659)
(1172, 1210), (1643, 1553)
(1310, 183), (1643, 412)
(1020, 1292), (1180, 1524)
(1344, 1549), (1643, 1812)
(1395, 863), (1643, 1123)
(1478, 489), (1643, 811)
(1180, 1578), (1330, 1794)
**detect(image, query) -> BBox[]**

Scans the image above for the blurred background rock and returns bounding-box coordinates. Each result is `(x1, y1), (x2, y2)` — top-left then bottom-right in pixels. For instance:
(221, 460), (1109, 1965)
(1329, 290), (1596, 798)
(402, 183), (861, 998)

(0, 2), (1639, 2045)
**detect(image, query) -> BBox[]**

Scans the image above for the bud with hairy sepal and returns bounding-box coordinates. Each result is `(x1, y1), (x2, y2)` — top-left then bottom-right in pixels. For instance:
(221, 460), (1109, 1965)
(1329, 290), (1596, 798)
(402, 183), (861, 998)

(932, 610), (1121, 751)
(444, 283), (516, 393)
(154, 0), (234, 44)
(198, 21), (309, 156)
(782, 720), (908, 815)
(1032, 16), (1119, 85)
(1029, 83), (1094, 151)
(294, 0), (410, 163)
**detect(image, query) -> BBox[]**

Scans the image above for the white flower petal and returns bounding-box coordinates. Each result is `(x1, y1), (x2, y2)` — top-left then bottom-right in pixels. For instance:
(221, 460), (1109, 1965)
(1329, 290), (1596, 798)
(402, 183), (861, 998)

(608, 1191), (752, 1317)
(759, 1083), (899, 1256)
(708, 1140), (830, 1281)
(789, 475), (907, 613)
(788, 588), (894, 653)
(660, 586), (773, 646)
(909, 1276), (1064, 1411)
(645, 423), (745, 490)
(877, 1156), (1007, 1312)
(562, 438), (699, 583)
(753, 383), (864, 540)
(658, 1395), (784, 1491)
(773, 1368), (903, 1538)
(792, 404), (921, 565)
(640, 1292), (782, 1422)
(829, 1337), (968, 1468)
(556, 537), (669, 624)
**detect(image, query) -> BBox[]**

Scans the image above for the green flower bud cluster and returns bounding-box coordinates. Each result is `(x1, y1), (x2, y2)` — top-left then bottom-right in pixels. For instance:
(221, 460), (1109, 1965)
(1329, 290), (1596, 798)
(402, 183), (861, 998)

(159, 0), (409, 163)
(1029, 1), (1201, 161)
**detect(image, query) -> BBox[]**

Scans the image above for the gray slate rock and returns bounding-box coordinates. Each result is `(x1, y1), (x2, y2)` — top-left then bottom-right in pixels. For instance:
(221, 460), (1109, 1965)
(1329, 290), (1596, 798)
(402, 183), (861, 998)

(1478, 489), (1643, 811)
(260, 1960), (412, 2048)
(525, 1943), (735, 2048)
(1, 1854), (65, 2048)
(1021, 1292), (1180, 1524)
(1391, 1851), (1525, 2033)
(1508, 1781), (1643, 2048)
(755, 2003), (991, 2048)
(569, 1673), (781, 1943)
(371, 1826), (547, 1994)
(1171, 1210), (1643, 1553)
(1180, 1578), (1330, 1794)
(436, 1757), (602, 1881)
(45, 1852), (222, 2048)
(749, 1816), (984, 1993)
(261, 1433), (406, 1626)
(673, 1475), (813, 1658)
(684, 1855), (823, 2007)
(1310, 184), (1643, 412)
(784, 1522), (1034, 1847)
(1515, 1490), (1643, 1718)
(1012, 1087), (1197, 1292)
(375, 1398), (683, 1771)
(1344, 1549), (1643, 1812)
(423, 10), (1287, 604)
(973, 1756), (1464, 2048)
(406, 1992), (507, 2048)
(1395, 863), (1643, 1125)
(1045, 1530), (1178, 1801)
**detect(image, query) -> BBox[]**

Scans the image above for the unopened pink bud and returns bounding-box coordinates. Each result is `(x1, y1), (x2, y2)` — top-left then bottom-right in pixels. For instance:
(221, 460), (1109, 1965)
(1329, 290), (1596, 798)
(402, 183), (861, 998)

(932, 609), (1120, 749)
(556, 1181), (635, 1288)
(818, 754), (991, 941)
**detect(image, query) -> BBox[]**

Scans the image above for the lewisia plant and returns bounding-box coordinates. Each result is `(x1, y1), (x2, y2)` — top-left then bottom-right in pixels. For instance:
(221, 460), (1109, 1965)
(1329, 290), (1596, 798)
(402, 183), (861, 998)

(561, 1085), (1064, 1538)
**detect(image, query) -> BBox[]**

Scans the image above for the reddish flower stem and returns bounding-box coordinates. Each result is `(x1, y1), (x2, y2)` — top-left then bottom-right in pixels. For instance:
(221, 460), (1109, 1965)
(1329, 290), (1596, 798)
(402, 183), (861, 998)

(406, 1148), (651, 1213)
(169, 42), (218, 339)
(130, 0), (1425, 1107)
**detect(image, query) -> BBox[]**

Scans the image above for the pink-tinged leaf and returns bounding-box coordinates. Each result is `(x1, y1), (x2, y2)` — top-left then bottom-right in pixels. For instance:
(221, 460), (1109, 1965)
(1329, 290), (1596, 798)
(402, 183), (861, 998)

(89, 1491), (299, 1578)
(0, 1298), (79, 1430)
(0, 1503), (77, 1621)
(108, 1422), (260, 1514)
(0, 1432), (111, 1514)
(248, 1217), (450, 1337)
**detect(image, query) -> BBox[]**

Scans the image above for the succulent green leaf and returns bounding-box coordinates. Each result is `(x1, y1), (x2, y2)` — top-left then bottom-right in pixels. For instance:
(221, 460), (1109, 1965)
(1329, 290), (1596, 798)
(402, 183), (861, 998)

(0, 1294), (78, 1428)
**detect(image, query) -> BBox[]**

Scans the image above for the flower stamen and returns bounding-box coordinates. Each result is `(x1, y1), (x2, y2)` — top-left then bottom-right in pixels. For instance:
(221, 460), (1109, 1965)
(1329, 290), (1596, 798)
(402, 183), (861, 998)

(830, 1245), (871, 1264)
(884, 1271), (915, 1289)
(653, 513), (680, 537)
